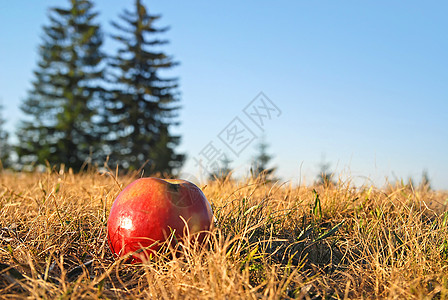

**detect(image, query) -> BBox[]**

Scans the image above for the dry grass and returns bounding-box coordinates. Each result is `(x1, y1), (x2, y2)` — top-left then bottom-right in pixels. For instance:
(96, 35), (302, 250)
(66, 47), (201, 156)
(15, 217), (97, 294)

(0, 168), (447, 299)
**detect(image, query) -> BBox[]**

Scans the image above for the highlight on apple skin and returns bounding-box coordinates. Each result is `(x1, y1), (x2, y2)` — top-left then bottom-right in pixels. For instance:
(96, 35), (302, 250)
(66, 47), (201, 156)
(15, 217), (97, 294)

(107, 177), (214, 262)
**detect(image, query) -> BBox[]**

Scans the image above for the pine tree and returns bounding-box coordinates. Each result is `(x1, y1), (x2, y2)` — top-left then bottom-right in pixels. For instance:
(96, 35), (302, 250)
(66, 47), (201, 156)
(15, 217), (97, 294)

(105, 0), (184, 175)
(316, 154), (335, 187)
(419, 169), (431, 191)
(16, 0), (105, 171)
(251, 136), (276, 180)
(0, 104), (10, 169)
(209, 154), (232, 181)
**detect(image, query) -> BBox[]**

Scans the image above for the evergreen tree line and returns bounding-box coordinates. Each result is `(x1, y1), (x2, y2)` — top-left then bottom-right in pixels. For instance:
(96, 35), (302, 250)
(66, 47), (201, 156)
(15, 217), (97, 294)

(0, 0), (430, 186)
(0, 104), (11, 169)
(209, 136), (278, 182)
(0, 0), (184, 175)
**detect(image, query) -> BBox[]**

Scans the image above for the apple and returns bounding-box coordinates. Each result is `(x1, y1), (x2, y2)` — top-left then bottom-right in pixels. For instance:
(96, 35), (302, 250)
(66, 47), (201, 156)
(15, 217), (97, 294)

(107, 177), (213, 262)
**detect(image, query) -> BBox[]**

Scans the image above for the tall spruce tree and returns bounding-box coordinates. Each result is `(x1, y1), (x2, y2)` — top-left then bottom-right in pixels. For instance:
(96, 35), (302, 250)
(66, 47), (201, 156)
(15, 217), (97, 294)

(106, 0), (184, 174)
(0, 104), (10, 169)
(16, 0), (105, 170)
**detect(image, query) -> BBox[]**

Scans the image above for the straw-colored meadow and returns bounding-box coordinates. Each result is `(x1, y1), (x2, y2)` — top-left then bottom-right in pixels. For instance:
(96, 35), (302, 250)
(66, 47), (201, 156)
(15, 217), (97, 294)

(0, 169), (447, 299)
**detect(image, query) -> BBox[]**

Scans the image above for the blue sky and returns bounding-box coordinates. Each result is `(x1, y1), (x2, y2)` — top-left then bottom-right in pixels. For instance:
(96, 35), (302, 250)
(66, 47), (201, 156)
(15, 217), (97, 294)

(0, 1), (447, 189)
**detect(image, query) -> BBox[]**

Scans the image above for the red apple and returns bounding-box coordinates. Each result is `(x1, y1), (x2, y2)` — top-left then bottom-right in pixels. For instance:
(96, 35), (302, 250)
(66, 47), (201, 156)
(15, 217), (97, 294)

(107, 177), (213, 262)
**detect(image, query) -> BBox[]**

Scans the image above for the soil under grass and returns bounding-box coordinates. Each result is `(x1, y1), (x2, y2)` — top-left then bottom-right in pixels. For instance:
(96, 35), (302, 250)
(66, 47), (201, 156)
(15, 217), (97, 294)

(0, 169), (447, 299)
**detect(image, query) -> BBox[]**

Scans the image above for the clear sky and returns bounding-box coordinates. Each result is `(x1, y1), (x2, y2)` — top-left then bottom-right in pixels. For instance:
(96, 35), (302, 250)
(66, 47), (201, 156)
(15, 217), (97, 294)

(1, 1), (447, 189)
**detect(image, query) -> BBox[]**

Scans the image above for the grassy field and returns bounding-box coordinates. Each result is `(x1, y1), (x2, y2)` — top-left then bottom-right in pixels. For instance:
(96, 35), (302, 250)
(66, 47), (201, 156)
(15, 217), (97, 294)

(0, 169), (447, 299)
